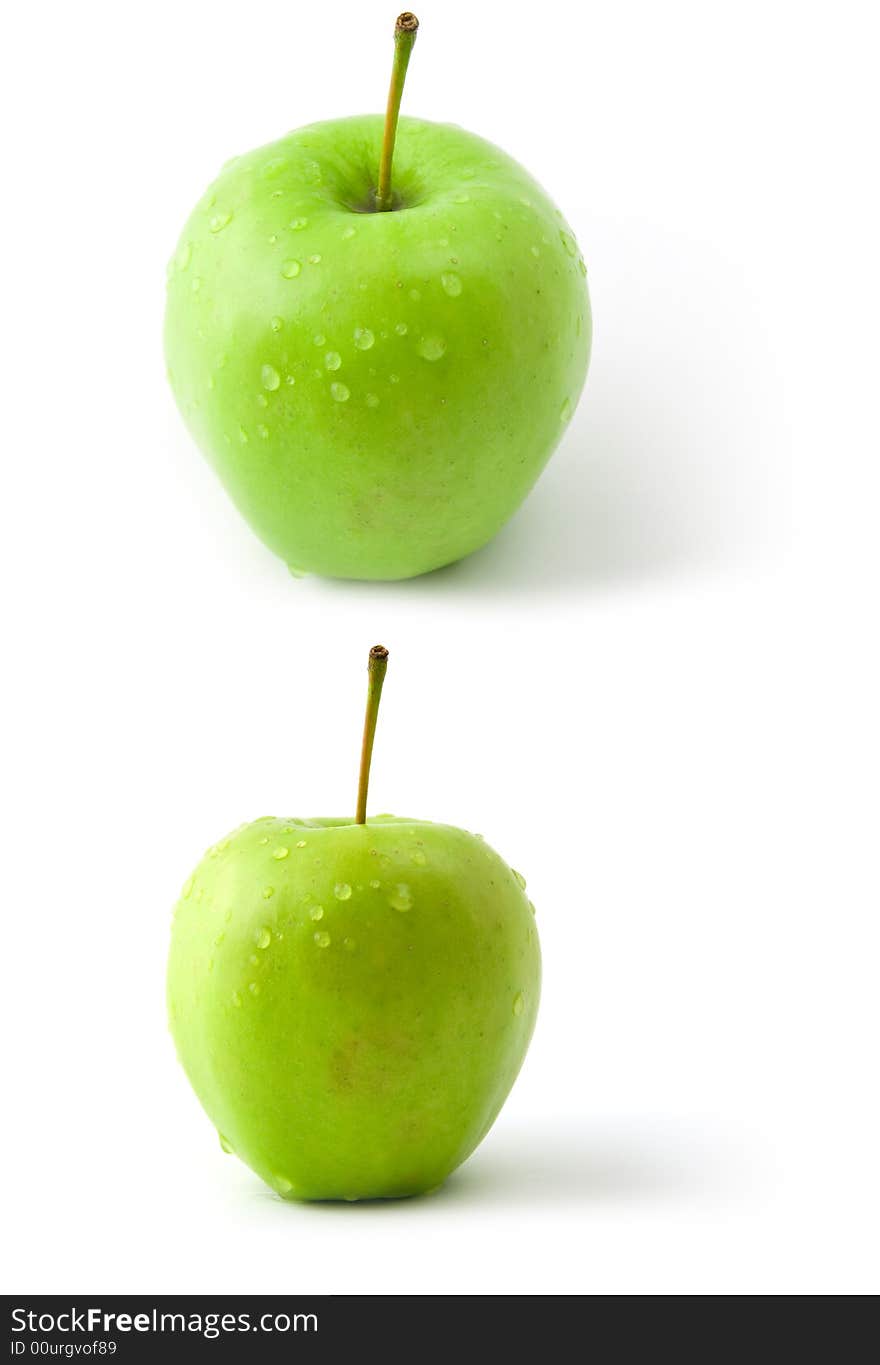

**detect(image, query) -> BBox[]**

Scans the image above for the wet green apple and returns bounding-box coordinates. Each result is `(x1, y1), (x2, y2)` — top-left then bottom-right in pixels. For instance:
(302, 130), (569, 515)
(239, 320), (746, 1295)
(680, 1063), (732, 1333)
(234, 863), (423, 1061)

(164, 15), (590, 580)
(167, 648), (541, 1200)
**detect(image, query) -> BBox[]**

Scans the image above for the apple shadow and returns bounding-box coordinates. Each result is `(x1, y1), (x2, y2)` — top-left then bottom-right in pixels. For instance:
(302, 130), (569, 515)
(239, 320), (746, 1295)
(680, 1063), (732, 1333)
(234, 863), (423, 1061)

(433, 1116), (754, 1209)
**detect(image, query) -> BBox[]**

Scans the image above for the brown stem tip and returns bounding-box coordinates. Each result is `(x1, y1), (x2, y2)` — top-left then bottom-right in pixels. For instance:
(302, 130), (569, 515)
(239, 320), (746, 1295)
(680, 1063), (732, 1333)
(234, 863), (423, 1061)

(396, 13), (419, 35)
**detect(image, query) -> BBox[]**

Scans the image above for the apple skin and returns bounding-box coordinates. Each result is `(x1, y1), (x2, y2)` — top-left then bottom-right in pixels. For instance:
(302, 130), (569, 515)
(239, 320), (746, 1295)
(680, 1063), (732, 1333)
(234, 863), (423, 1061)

(167, 815), (541, 1200)
(164, 115), (591, 580)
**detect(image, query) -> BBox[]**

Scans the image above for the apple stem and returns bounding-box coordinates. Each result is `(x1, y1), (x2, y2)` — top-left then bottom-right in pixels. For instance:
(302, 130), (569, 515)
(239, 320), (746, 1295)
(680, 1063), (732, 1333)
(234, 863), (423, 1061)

(375, 13), (419, 211)
(356, 646), (389, 824)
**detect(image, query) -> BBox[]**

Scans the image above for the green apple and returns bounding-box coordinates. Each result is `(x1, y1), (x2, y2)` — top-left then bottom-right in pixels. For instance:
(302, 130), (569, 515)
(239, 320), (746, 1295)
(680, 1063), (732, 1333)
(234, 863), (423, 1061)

(164, 15), (590, 580)
(167, 647), (541, 1200)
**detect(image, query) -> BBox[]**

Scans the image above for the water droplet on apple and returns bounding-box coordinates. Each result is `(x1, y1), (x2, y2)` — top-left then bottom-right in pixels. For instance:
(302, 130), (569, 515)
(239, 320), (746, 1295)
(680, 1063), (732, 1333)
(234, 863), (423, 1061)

(343, 937), (356, 952)
(281, 259), (301, 278)
(530, 245), (541, 258)
(353, 327), (375, 350)
(209, 210), (233, 234)
(334, 883), (352, 900)
(513, 869), (527, 890)
(330, 382), (350, 402)
(176, 242), (192, 271)
(191, 276), (202, 293)
(389, 373), (400, 384)
(256, 927), (271, 949)
(288, 216), (308, 230)
(560, 397), (572, 424)
(388, 884), (413, 912)
(409, 288), (421, 302)
(314, 931), (331, 948)
(308, 253), (322, 265)
(213, 932), (225, 947)
(231, 991), (242, 1007)
(369, 879), (381, 889)
(440, 272), (462, 298)
(365, 393), (380, 408)
(258, 836), (269, 846)
(416, 335), (446, 362)
(207, 375), (215, 390)
(270, 316), (284, 333)
(453, 192), (470, 204)
(309, 905), (324, 921)
(261, 364), (281, 391)
(224, 909), (233, 922)
(578, 257), (587, 276)
(394, 322), (408, 336)
(325, 351), (342, 371)
(285, 374), (296, 386)
(257, 424), (269, 439)
(248, 981), (260, 996)
(237, 426), (249, 444)
(262, 886), (274, 899)
(273, 847), (289, 860)
(275, 1174), (294, 1194)
(410, 850), (427, 866)
(559, 229), (578, 257)
(256, 394), (269, 408)
(342, 225), (357, 239)
(262, 156), (288, 178)
(181, 876), (194, 899)
(513, 993), (525, 1016)
(218, 1133), (234, 1154)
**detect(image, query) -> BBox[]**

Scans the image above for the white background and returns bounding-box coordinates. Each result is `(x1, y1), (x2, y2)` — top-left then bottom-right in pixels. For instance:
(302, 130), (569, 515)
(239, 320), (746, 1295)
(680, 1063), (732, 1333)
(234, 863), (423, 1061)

(2, 0), (878, 1295)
